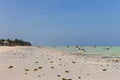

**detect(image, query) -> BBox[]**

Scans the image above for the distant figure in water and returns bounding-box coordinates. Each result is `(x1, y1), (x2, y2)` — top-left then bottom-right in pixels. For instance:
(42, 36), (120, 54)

(75, 45), (79, 48)
(66, 45), (69, 48)
(92, 45), (96, 48)
(81, 48), (85, 51)
(78, 48), (81, 50)
(104, 48), (110, 50)
(78, 48), (86, 52)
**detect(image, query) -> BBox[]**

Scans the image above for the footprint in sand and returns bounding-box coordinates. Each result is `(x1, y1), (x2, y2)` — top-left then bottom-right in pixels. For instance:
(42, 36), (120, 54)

(25, 73), (27, 75)
(8, 66), (13, 69)
(38, 75), (41, 77)
(102, 69), (107, 71)
(35, 61), (39, 63)
(38, 67), (42, 69)
(24, 69), (29, 71)
(65, 70), (69, 73)
(59, 58), (62, 61)
(57, 75), (61, 77)
(72, 61), (76, 64)
(34, 69), (38, 71)
(50, 61), (53, 63)
(78, 76), (81, 79)
(51, 67), (54, 69)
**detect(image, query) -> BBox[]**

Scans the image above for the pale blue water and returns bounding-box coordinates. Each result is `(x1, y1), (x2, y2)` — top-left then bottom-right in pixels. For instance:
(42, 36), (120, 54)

(53, 46), (120, 57)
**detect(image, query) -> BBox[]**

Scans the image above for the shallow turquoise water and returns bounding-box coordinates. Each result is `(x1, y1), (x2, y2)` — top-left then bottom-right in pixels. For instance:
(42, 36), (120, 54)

(54, 46), (120, 57)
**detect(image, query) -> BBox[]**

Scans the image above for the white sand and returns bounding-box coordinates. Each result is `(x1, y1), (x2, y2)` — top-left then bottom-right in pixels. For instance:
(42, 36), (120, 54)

(0, 46), (120, 80)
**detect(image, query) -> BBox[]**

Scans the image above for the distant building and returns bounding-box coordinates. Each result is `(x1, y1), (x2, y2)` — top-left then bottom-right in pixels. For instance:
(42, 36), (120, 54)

(3, 41), (9, 46)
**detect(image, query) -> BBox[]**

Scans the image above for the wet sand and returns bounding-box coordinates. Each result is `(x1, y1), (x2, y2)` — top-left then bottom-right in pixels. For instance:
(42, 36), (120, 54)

(0, 46), (120, 80)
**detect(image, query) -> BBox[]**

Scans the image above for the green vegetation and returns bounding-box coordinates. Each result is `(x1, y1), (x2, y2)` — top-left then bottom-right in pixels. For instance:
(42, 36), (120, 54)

(0, 39), (31, 46)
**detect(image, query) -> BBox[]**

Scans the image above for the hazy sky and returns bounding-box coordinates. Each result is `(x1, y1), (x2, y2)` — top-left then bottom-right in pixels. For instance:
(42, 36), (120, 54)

(0, 0), (120, 46)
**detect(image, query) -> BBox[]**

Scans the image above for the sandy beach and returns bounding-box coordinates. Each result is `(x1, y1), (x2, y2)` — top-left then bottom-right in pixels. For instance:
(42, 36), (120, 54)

(0, 46), (120, 80)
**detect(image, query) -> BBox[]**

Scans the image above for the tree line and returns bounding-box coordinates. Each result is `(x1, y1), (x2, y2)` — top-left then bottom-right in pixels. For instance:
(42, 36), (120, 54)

(0, 39), (31, 46)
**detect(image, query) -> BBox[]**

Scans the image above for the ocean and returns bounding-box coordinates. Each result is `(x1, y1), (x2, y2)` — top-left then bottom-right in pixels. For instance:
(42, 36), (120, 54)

(53, 46), (120, 57)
